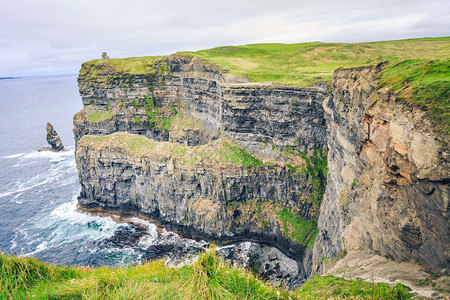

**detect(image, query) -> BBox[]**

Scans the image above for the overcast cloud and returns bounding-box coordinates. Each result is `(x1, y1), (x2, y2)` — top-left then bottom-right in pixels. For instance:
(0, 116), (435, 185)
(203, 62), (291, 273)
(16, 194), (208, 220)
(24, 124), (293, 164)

(1, 0), (449, 76)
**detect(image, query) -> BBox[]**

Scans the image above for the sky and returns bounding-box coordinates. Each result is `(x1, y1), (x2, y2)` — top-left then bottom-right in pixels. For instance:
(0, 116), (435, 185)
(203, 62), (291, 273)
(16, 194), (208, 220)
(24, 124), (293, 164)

(1, 0), (449, 77)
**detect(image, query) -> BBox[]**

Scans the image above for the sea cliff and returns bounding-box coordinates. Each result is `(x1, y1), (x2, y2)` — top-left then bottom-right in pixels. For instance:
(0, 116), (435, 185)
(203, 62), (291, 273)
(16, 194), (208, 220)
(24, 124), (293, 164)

(73, 40), (449, 289)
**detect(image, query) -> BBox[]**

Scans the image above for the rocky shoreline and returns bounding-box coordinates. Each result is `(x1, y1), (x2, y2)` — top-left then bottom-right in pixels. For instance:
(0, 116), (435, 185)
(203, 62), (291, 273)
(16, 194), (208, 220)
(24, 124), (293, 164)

(78, 204), (304, 289)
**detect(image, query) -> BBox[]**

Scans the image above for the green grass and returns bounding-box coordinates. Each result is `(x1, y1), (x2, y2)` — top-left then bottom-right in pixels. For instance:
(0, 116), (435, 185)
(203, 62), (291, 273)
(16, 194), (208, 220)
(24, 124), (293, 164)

(1, 250), (414, 300)
(379, 59), (450, 134)
(218, 141), (263, 167)
(80, 56), (164, 77)
(183, 37), (449, 86)
(79, 132), (264, 169)
(87, 110), (114, 123)
(296, 275), (413, 300)
(0, 253), (82, 299)
(278, 207), (318, 249)
(81, 37), (449, 87)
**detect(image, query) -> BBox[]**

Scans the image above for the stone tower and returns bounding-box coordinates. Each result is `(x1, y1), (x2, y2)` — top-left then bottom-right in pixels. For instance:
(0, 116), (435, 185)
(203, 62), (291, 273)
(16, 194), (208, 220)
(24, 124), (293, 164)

(101, 52), (110, 59)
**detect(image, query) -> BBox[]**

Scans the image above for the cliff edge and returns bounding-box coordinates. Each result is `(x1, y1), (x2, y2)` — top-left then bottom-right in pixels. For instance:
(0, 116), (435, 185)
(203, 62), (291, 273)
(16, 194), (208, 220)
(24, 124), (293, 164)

(312, 63), (449, 276)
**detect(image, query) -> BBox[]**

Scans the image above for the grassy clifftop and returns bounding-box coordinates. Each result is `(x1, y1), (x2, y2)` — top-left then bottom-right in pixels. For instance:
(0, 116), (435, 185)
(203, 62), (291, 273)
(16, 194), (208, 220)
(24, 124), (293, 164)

(184, 37), (449, 86)
(1, 250), (413, 299)
(82, 37), (449, 86)
(378, 59), (449, 133)
(80, 37), (449, 133)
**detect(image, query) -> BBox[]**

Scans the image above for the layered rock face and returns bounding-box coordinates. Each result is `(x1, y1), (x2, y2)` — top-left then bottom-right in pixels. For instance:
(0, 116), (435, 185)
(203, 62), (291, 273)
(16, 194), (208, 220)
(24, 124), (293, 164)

(220, 83), (327, 157)
(76, 133), (317, 259)
(312, 65), (449, 275)
(74, 55), (329, 265)
(74, 55), (328, 153)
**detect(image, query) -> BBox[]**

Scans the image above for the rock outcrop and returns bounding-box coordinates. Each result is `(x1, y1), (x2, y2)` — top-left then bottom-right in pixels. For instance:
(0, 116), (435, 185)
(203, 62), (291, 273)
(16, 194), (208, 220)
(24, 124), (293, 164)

(218, 242), (302, 288)
(39, 122), (65, 152)
(311, 65), (449, 276)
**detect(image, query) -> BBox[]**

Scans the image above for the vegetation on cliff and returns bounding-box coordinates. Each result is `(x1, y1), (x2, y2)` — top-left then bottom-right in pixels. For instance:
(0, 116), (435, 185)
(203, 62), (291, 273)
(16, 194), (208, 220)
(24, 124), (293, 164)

(283, 147), (328, 218)
(278, 207), (318, 249)
(378, 59), (450, 133)
(87, 110), (114, 123)
(228, 200), (318, 250)
(1, 250), (413, 300)
(79, 132), (264, 169)
(79, 56), (164, 78)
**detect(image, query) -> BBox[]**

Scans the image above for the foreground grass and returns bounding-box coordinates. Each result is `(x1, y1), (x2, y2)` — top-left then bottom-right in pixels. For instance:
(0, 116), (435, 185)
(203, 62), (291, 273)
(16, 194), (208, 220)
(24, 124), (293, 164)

(1, 250), (413, 300)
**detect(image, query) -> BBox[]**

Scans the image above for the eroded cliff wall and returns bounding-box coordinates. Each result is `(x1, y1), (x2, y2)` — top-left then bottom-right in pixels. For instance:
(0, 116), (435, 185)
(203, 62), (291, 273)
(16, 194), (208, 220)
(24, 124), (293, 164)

(312, 65), (449, 275)
(76, 133), (318, 259)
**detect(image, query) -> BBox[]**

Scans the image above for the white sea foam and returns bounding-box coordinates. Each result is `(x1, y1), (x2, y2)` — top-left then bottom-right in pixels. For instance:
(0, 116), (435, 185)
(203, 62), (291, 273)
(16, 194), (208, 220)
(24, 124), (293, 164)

(50, 198), (120, 235)
(1, 153), (26, 159)
(17, 197), (131, 257)
(12, 160), (38, 168)
(21, 241), (48, 257)
(128, 217), (158, 249)
(23, 149), (74, 161)
(0, 149), (77, 198)
(0, 171), (59, 198)
(11, 197), (24, 204)
(137, 234), (156, 249)
(0, 176), (52, 198)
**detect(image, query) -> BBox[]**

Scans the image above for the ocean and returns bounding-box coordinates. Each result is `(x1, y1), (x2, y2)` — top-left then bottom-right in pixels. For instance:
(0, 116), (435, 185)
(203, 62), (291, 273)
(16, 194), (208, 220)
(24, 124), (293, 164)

(0, 75), (205, 266)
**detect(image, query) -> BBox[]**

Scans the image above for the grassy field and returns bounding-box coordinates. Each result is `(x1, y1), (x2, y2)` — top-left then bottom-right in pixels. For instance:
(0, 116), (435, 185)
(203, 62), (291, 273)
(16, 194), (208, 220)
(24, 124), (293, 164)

(183, 37), (449, 86)
(1, 249), (413, 300)
(84, 37), (449, 87)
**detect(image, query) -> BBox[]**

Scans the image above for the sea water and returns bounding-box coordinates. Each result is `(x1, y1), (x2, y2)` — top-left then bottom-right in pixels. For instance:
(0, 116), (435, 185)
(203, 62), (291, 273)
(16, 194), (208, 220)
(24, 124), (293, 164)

(0, 75), (202, 266)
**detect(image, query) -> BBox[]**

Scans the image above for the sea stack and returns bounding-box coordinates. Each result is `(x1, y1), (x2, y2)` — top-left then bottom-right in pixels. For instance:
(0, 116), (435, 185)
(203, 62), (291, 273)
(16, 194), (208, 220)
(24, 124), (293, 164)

(39, 122), (65, 152)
